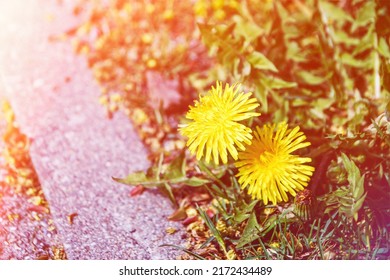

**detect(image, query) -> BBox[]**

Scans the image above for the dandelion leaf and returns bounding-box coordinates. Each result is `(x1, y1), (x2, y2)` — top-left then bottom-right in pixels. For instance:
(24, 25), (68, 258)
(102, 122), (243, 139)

(236, 211), (261, 249)
(164, 150), (186, 179)
(247, 51), (278, 72)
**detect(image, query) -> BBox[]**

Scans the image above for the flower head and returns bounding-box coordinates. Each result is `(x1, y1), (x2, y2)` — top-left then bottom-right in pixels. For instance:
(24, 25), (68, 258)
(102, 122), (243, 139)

(235, 122), (314, 205)
(179, 81), (260, 165)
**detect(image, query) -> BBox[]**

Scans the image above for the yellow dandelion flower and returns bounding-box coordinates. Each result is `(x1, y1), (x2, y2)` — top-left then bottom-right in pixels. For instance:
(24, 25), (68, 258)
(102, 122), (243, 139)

(235, 122), (315, 205)
(179, 82), (260, 165)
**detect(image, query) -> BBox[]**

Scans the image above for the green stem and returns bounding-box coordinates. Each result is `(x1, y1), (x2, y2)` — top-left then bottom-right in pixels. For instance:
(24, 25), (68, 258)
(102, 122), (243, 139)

(198, 161), (228, 189)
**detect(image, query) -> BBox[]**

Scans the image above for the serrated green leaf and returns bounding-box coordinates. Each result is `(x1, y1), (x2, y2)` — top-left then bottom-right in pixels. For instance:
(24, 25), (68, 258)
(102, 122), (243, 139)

(332, 30), (360, 45)
(297, 71), (330, 85)
(261, 76), (297, 89)
(353, 175), (365, 199)
(341, 53), (372, 68)
(114, 151), (199, 188)
(233, 200), (258, 223)
(342, 153), (357, 185)
(234, 16), (262, 42)
(233, 213), (251, 224)
(354, 0), (376, 27)
(313, 98), (335, 110)
(319, 1), (353, 24)
(247, 51), (278, 72)
(236, 211), (261, 249)
(353, 192), (367, 221)
(322, 154), (367, 219)
(354, 192), (367, 211)
(340, 153), (366, 218)
(113, 171), (154, 186)
(286, 42), (308, 62)
(165, 150), (186, 179)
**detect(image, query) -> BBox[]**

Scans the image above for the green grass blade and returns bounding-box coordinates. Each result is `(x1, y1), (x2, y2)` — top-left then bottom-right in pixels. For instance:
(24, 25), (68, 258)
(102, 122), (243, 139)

(197, 207), (227, 254)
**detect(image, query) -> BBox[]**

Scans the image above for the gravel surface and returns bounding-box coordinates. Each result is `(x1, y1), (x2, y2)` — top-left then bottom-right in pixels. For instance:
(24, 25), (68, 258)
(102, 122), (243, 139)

(0, 108), (65, 260)
(0, 0), (185, 259)
(0, 179), (66, 260)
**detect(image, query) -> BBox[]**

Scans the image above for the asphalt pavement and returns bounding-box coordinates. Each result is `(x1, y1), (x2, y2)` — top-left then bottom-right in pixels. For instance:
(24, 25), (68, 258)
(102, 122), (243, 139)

(0, 0), (184, 259)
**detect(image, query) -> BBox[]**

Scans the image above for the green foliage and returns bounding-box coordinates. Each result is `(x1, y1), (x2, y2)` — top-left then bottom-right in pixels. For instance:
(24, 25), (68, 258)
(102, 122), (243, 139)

(113, 150), (209, 205)
(194, 0), (389, 259)
(68, 0), (390, 260)
(197, 207), (227, 254)
(236, 211), (260, 249)
(197, 0), (388, 132)
(320, 153), (367, 220)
